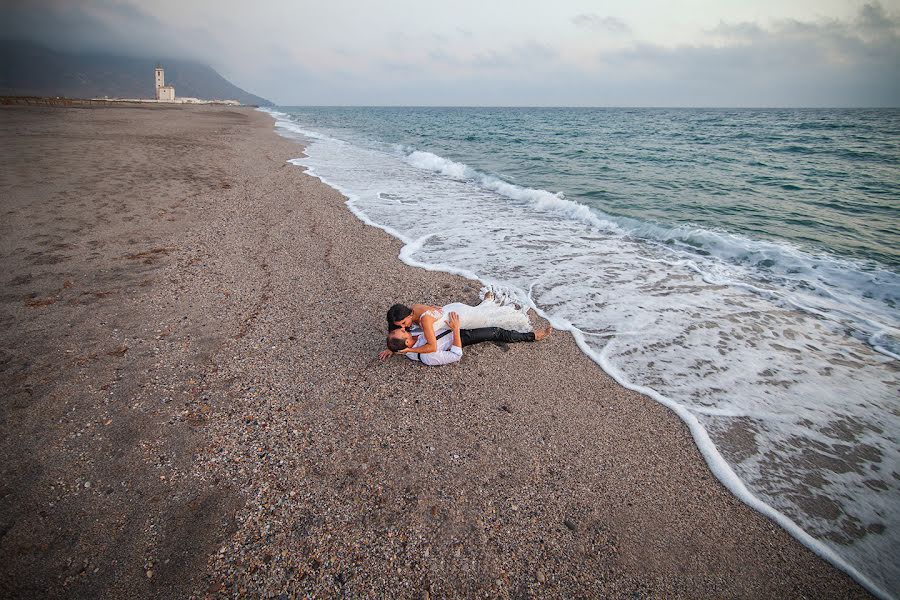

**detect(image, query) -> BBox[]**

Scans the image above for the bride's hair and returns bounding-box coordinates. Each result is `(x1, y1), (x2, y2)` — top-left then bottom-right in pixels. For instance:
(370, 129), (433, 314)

(386, 304), (412, 330)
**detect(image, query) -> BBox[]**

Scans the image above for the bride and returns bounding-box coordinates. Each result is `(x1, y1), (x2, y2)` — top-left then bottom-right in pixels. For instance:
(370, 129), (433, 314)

(385, 291), (533, 356)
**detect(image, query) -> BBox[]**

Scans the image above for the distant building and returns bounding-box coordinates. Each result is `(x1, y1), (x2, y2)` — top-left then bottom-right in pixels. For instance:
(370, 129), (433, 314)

(154, 65), (175, 102)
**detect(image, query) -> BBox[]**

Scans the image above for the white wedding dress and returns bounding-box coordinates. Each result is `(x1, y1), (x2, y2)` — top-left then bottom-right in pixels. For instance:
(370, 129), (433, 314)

(423, 295), (532, 334)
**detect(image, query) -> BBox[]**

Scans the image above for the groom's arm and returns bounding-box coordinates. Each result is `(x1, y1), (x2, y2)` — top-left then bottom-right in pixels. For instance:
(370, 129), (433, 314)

(418, 345), (462, 366)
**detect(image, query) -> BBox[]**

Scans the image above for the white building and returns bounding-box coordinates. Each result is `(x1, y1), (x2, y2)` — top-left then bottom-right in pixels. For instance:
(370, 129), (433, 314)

(154, 66), (175, 102)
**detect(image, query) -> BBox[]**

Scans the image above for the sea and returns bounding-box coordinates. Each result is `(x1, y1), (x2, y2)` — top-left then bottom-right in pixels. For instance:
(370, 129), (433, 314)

(264, 106), (899, 598)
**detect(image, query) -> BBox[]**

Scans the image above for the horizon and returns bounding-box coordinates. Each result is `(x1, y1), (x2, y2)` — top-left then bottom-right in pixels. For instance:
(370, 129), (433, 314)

(270, 104), (900, 109)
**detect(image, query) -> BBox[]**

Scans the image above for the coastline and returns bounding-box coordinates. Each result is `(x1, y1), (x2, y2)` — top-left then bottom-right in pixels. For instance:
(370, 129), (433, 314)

(0, 104), (872, 597)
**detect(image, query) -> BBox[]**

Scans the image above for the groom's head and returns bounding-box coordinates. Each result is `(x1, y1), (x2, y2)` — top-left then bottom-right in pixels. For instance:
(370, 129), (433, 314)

(386, 328), (414, 352)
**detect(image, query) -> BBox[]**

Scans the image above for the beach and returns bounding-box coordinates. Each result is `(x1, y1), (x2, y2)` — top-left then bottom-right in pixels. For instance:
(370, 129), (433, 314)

(0, 104), (872, 598)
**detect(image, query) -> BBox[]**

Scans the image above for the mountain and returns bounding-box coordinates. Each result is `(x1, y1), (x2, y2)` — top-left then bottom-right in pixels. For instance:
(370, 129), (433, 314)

(0, 41), (272, 106)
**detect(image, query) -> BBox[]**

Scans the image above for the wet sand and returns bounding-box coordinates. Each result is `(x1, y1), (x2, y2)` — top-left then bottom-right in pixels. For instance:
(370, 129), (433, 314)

(0, 104), (871, 598)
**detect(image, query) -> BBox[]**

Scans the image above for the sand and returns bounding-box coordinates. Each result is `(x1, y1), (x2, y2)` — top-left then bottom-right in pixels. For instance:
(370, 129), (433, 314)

(0, 104), (872, 598)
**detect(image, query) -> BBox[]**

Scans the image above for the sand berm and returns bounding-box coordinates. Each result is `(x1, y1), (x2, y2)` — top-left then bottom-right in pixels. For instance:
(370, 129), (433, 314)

(0, 105), (870, 598)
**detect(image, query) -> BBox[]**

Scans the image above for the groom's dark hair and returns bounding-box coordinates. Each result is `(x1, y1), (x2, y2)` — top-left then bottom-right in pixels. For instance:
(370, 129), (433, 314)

(386, 304), (412, 330)
(387, 335), (407, 352)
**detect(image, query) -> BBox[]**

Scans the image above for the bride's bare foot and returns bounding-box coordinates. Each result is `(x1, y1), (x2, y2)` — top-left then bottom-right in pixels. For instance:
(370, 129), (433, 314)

(534, 325), (552, 341)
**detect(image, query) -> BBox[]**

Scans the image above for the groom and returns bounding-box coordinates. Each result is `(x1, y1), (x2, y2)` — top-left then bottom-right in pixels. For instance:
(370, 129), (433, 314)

(379, 311), (552, 366)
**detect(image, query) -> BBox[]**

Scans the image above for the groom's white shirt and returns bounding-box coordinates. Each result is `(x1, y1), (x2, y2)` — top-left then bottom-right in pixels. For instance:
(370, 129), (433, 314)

(405, 325), (463, 366)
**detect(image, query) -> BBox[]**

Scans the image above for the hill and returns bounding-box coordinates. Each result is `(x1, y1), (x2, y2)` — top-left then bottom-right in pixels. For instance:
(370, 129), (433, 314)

(0, 41), (273, 106)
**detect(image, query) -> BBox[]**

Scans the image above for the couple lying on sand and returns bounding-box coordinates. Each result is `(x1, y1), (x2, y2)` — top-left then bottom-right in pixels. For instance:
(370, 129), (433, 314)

(378, 291), (552, 366)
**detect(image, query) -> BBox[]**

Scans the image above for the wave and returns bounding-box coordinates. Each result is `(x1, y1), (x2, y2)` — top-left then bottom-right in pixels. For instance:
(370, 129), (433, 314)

(406, 150), (471, 180)
(401, 149), (623, 232)
(266, 109), (333, 141)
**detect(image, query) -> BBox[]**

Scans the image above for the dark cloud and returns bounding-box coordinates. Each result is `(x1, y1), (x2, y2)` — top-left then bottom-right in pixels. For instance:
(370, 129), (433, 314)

(0, 0), (292, 102)
(858, 1), (897, 37)
(571, 13), (631, 34)
(0, 0), (215, 62)
(707, 2), (899, 45)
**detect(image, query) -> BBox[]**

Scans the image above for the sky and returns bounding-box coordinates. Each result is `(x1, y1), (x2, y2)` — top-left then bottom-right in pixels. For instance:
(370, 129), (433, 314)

(2, 0), (899, 106)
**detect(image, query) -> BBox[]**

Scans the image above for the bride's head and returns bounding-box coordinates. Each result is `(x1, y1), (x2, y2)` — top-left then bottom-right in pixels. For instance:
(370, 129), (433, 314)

(387, 304), (414, 330)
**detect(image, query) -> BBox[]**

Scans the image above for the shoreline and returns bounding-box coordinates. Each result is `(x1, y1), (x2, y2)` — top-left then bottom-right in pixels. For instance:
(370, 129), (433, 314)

(0, 104), (872, 598)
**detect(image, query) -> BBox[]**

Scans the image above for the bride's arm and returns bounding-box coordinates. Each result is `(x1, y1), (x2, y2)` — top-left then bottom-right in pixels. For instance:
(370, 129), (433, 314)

(419, 313), (463, 366)
(397, 313), (439, 354)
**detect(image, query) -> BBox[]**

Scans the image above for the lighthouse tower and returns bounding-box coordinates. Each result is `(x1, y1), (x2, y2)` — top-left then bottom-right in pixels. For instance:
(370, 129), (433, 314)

(154, 65), (176, 101)
(154, 66), (164, 98)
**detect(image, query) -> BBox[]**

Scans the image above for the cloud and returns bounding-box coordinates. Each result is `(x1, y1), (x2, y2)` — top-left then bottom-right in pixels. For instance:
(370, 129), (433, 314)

(0, 0), (294, 101)
(705, 21), (766, 43)
(589, 2), (900, 106)
(858, 1), (898, 38)
(0, 0), (220, 63)
(706, 1), (899, 46)
(377, 3), (899, 106)
(571, 13), (631, 34)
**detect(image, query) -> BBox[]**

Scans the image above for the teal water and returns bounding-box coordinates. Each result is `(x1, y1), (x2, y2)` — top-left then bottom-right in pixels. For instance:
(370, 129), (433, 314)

(278, 107), (900, 270)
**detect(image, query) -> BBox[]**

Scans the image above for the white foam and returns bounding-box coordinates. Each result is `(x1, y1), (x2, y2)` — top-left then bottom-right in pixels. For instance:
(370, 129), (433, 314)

(403, 149), (625, 233)
(405, 150), (471, 180)
(264, 108), (900, 599)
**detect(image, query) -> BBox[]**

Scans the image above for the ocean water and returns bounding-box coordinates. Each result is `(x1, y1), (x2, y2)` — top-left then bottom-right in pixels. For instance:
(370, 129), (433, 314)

(265, 107), (900, 598)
